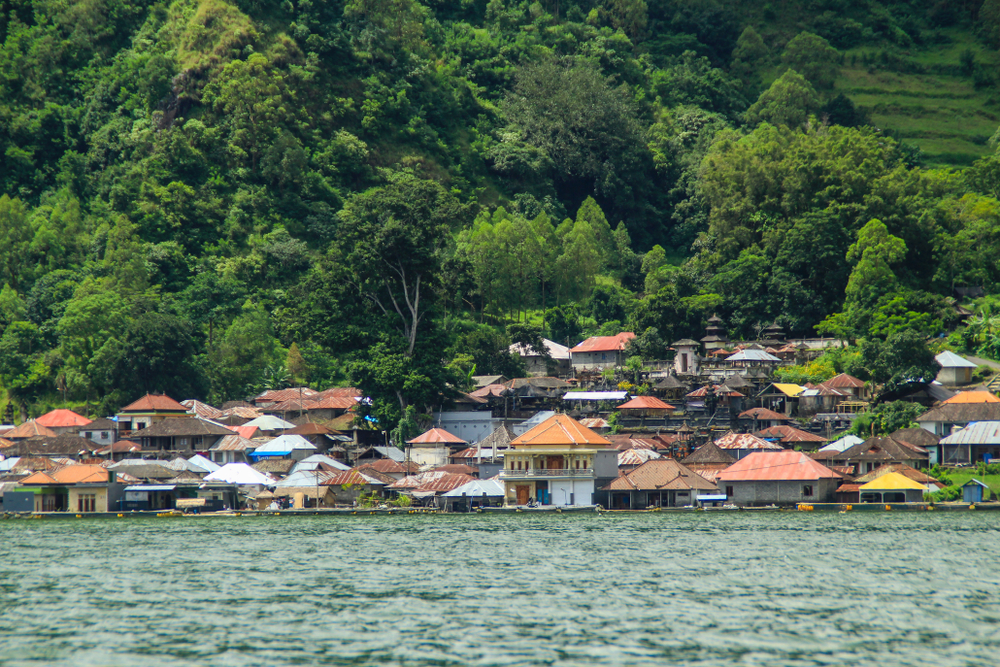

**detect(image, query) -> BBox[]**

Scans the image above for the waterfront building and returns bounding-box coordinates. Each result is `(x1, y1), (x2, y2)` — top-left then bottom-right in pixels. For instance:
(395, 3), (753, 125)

(7, 465), (124, 513)
(716, 450), (842, 506)
(858, 473), (926, 503)
(602, 458), (717, 509)
(501, 414), (611, 507)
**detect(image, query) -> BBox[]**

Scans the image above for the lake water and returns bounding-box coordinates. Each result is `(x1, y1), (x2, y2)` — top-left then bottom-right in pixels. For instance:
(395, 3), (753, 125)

(1, 512), (998, 666)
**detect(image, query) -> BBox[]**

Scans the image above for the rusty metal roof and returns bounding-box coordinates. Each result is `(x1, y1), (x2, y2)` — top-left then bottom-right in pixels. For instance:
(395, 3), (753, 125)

(716, 451), (842, 482)
(713, 432), (783, 451)
(822, 373), (866, 389)
(389, 471), (474, 493)
(617, 449), (662, 466)
(4, 421), (57, 440)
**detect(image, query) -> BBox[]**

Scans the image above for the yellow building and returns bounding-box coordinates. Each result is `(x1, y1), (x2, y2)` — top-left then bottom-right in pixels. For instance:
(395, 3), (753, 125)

(502, 414), (610, 506)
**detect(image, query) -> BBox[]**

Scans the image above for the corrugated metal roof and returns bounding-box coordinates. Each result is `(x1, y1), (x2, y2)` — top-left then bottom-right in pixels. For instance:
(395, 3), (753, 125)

(571, 333), (635, 353)
(727, 349), (780, 362)
(935, 351), (978, 368)
(716, 451), (841, 481)
(617, 396), (675, 410)
(940, 421), (1000, 445)
(509, 338), (570, 360)
(389, 471), (474, 493)
(442, 478), (505, 497)
(713, 432), (783, 451)
(617, 449), (662, 466)
(755, 425), (827, 444)
(563, 391), (629, 401)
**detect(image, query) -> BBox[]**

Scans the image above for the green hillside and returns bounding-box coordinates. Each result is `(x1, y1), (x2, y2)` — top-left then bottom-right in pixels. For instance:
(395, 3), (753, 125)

(3, 0), (1000, 430)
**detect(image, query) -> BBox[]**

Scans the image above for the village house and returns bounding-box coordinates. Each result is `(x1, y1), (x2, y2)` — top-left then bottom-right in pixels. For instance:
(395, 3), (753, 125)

(716, 450), (842, 506)
(601, 458), (717, 509)
(671, 339), (701, 375)
(937, 421), (1000, 465)
(858, 473), (927, 503)
(5, 465), (125, 513)
(821, 436), (928, 475)
(406, 428), (468, 468)
(132, 418), (235, 454)
(569, 332), (635, 371)
(934, 351), (978, 386)
(501, 414), (615, 507)
(754, 424), (828, 451)
(509, 338), (572, 376)
(738, 407), (792, 430)
(80, 418), (117, 448)
(915, 401), (1000, 437)
(116, 394), (190, 434)
(35, 409), (91, 435)
(681, 441), (736, 485)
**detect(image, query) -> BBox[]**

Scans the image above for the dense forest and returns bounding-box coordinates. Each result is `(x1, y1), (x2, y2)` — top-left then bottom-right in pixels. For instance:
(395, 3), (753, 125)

(3, 0), (1000, 428)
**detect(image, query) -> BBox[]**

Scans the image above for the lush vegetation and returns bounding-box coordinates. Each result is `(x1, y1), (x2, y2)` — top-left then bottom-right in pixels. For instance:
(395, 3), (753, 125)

(3, 0), (1000, 428)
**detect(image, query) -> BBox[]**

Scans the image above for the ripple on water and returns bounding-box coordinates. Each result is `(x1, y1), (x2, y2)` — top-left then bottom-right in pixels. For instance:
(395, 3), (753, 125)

(0, 513), (999, 666)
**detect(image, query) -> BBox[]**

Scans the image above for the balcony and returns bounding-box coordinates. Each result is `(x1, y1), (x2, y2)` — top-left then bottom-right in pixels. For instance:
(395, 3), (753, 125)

(499, 468), (594, 479)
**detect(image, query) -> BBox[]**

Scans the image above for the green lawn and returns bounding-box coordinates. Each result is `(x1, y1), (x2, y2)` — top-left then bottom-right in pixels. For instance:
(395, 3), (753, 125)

(937, 472), (1000, 501)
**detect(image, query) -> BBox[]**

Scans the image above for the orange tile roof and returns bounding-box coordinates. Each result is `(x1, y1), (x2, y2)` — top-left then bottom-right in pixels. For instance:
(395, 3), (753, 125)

(408, 428), (466, 445)
(35, 409), (92, 428)
(571, 332), (635, 353)
(233, 425), (262, 439)
(5, 421), (57, 439)
(0, 437), (14, 449)
(616, 396), (675, 410)
(119, 394), (188, 413)
(511, 414), (611, 447)
(716, 451), (842, 482)
(943, 391), (1000, 404)
(20, 464), (109, 484)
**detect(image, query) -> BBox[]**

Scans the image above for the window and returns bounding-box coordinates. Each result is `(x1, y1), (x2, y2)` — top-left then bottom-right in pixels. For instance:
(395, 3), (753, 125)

(725, 486), (734, 497)
(178, 438), (189, 448)
(101, 432), (109, 439)
(78, 494), (96, 512)
(803, 485), (814, 497)
(84, 432), (92, 439)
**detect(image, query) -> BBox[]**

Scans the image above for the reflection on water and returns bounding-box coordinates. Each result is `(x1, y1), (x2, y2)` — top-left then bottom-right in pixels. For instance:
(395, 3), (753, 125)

(0, 512), (998, 666)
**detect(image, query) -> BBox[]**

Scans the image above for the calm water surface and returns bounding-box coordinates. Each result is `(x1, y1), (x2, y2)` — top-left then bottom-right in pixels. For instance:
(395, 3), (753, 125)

(0, 512), (998, 666)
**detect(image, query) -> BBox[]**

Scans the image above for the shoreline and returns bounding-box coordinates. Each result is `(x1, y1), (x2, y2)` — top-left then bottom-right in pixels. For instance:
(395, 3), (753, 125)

(4, 501), (1000, 520)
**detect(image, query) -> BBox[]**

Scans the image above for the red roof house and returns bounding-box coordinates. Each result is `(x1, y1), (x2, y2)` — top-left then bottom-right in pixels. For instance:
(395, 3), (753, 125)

(716, 450), (842, 505)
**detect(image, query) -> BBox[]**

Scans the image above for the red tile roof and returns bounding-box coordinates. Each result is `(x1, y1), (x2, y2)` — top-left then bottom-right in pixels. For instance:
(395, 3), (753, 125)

(470, 384), (508, 398)
(571, 332), (635, 353)
(119, 394), (188, 413)
(716, 451), (842, 482)
(616, 396), (675, 410)
(602, 459), (718, 492)
(407, 428), (466, 445)
(35, 409), (91, 428)
(511, 414), (611, 447)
